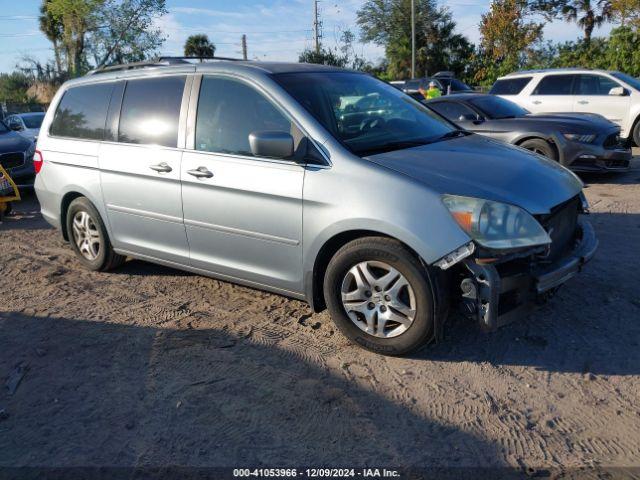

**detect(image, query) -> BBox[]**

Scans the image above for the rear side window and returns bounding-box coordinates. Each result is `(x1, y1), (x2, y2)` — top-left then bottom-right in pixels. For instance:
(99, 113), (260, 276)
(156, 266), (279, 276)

(195, 76), (297, 157)
(575, 74), (620, 95)
(532, 75), (575, 95)
(489, 77), (532, 95)
(118, 76), (186, 148)
(50, 83), (114, 140)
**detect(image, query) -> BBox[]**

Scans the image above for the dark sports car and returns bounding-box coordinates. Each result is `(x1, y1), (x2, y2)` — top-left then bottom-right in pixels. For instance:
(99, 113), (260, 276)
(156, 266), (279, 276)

(425, 94), (631, 172)
(0, 119), (35, 185)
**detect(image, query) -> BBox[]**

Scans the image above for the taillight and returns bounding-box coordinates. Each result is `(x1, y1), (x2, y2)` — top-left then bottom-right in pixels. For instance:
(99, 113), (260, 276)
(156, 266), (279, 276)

(34, 150), (43, 174)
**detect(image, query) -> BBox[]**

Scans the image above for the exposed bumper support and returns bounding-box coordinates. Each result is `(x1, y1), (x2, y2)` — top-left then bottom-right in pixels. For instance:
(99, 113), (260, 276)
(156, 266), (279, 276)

(462, 218), (597, 331)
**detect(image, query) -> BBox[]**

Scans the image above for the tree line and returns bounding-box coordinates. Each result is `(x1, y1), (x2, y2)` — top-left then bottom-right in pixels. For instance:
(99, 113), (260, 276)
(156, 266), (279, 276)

(301, 0), (640, 86)
(2, 0), (640, 105)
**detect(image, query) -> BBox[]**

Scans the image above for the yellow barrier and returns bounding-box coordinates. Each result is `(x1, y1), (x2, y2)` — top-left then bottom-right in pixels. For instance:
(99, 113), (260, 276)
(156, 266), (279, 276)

(0, 164), (21, 219)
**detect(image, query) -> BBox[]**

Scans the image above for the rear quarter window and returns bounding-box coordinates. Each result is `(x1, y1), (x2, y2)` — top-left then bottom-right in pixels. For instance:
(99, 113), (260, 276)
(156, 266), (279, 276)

(489, 77), (532, 95)
(49, 83), (115, 140)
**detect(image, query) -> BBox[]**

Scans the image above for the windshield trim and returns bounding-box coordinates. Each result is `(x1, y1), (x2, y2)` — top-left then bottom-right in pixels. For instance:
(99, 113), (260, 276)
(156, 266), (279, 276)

(467, 96), (528, 120)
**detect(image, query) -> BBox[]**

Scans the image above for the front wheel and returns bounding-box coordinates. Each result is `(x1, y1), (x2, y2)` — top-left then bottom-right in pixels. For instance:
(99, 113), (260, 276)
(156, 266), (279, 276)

(323, 237), (436, 355)
(520, 138), (557, 161)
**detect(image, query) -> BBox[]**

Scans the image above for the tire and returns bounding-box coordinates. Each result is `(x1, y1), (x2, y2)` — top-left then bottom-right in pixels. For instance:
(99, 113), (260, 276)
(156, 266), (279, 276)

(66, 197), (126, 271)
(632, 119), (640, 148)
(323, 237), (436, 356)
(519, 139), (558, 161)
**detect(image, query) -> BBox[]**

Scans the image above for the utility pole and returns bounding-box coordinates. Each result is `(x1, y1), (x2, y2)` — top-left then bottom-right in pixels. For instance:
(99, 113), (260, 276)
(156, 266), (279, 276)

(241, 34), (248, 60)
(411, 0), (416, 79)
(313, 0), (322, 53)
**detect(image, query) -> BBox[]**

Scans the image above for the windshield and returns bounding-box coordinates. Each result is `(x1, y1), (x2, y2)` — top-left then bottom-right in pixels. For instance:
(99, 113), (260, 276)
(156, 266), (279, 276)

(274, 72), (456, 156)
(22, 113), (44, 129)
(611, 72), (640, 92)
(468, 96), (529, 119)
(447, 78), (472, 91)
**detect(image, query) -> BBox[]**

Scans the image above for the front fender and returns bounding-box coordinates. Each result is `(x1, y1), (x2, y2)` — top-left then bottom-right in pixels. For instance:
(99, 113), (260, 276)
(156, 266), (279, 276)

(301, 159), (472, 305)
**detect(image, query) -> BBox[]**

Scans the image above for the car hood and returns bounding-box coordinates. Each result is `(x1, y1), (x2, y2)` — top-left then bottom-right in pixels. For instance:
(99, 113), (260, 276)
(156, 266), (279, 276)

(366, 134), (582, 215)
(0, 130), (32, 153)
(514, 113), (617, 132)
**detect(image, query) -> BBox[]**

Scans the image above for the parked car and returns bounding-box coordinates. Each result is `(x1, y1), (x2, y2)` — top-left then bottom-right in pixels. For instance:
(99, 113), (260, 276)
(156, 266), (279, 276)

(433, 71), (474, 95)
(425, 94), (631, 172)
(0, 119), (36, 186)
(35, 60), (596, 355)
(5, 112), (46, 141)
(491, 68), (640, 146)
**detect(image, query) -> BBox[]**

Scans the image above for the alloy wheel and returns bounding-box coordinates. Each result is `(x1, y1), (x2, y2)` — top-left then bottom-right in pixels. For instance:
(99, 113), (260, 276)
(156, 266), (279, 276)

(72, 211), (101, 261)
(340, 260), (416, 338)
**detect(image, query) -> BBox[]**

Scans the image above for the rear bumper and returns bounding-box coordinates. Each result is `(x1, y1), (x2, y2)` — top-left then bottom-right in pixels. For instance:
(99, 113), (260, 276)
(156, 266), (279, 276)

(462, 218), (597, 330)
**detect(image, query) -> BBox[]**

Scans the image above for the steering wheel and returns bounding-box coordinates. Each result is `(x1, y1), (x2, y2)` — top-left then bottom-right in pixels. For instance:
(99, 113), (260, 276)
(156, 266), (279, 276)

(359, 116), (386, 133)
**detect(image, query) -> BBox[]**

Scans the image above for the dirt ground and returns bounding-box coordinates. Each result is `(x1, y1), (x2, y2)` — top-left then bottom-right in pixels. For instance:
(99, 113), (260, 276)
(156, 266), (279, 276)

(1, 153), (640, 477)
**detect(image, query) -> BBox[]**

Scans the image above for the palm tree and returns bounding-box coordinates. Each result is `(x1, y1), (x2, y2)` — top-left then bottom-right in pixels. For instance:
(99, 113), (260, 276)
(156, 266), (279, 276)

(561, 0), (612, 43)
(184, 34), (216, 59)
(38, 0), (64, 75)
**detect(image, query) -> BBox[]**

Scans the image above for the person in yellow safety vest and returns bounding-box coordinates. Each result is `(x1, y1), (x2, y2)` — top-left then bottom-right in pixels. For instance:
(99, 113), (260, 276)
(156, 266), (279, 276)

(419, 81), (442, 100)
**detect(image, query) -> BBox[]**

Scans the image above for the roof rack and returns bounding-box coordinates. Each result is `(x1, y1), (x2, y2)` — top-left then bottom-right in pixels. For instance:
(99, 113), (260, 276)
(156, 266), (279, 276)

(505, 67), (591, 76)
(158, 55), (243, 63)
(87, 55), (244, 75)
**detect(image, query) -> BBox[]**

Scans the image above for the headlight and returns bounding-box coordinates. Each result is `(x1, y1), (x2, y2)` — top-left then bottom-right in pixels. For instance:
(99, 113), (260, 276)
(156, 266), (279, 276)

(442, 195), (551, 250)
(563, 133), (596, 143)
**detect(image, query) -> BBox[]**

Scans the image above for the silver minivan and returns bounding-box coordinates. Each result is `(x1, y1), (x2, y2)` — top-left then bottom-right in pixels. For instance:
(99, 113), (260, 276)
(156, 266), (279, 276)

(35, 59), (597, 355)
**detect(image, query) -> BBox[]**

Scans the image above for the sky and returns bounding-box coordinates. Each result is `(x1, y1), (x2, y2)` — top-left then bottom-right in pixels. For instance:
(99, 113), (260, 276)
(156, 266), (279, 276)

(0, 0), (615, 74)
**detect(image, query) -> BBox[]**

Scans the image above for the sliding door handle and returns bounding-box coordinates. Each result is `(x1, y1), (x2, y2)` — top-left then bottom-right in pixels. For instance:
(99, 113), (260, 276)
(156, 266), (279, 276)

(187, 166), (214, 178)
(149, 162), (172, 173)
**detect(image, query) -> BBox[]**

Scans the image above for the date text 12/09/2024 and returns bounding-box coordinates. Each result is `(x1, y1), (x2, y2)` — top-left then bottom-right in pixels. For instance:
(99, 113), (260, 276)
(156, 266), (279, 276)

(233, 469), (401, 478)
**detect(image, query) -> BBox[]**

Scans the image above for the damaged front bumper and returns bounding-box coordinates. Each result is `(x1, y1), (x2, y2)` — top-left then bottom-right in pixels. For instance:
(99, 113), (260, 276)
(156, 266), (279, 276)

(458, 218), (598, 331)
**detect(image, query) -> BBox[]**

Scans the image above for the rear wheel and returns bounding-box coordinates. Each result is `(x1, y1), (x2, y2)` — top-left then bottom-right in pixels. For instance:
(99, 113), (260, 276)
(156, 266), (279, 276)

(520, 138), (557, 161)
(66, 197), (126, 271)
(323, 237), (435, 355)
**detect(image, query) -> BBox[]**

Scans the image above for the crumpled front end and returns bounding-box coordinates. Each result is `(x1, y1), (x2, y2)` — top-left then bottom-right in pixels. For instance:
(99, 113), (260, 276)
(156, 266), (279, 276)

(435, 194), (598, 331)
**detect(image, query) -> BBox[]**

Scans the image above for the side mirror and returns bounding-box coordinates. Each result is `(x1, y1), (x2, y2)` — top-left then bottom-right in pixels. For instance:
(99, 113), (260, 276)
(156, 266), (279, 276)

(609, 86), (628, 96)
(249, 131), (294, 159)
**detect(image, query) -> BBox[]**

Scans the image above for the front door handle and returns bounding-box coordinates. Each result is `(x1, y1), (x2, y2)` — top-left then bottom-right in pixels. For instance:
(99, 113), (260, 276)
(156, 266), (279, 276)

(149, 162), (172, 173)
(187, 166), (214, 179)
(578, 100), (589, 105)
(532, 100), (542, 105)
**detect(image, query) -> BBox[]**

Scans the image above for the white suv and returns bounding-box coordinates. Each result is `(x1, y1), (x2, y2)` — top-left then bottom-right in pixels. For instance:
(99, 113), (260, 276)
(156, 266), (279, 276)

(491, 69), (640, 146)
